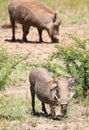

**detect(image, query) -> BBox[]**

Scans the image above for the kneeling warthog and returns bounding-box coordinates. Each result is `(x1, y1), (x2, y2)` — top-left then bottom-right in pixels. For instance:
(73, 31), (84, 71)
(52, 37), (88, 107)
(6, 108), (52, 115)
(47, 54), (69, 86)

(29, 68), (75, 117)
(8, 0), (61, 43)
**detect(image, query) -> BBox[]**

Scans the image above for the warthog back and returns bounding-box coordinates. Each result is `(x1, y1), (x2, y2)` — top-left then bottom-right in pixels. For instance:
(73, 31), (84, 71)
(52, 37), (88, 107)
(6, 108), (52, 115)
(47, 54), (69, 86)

(8, 0), (61, 42)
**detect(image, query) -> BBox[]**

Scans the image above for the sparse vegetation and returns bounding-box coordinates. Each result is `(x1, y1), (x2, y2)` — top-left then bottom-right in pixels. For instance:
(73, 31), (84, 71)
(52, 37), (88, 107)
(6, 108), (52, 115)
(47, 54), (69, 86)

(0, 0), (11, 22)
(41, 34), (89, 98)
(48, 34), (89, 98)
(0, 45), (31, 90)
(40, 0), (89, 23)
(0, 0), (89, 129)
(0, 96), (29, 121)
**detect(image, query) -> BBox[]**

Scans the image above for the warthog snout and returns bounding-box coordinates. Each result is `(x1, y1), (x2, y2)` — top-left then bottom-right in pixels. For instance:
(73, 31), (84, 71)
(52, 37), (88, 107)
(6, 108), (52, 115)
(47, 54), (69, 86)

(61, 104), (68, 116)
(51, 37), (59, 43)
(51, 34), (59, 43)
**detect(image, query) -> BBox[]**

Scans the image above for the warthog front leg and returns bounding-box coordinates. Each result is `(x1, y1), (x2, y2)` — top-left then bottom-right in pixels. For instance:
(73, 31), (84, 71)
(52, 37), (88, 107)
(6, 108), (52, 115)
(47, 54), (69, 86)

(30, 86), (35, 114)
(10, 16), (16, 41)
(22, 24), (30, 42)
(42, 102), (48, 115)
(50, 104), (56, 116)
(38, 28), (43, 42)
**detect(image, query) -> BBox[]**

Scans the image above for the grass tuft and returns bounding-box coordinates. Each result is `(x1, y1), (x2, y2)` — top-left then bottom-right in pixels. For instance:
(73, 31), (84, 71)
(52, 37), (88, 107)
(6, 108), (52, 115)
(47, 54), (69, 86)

(0, 0), (11, 22)
(40, 0), (89, 23)
(0, 96), (30, 121)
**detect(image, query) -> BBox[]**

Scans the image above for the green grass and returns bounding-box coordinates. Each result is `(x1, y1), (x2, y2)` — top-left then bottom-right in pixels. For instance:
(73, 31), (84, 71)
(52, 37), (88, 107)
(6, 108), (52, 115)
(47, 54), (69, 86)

(0, 95), (31, 129)
(0, 0), (89, 129)
(0, 0), (11, 22)
(6, 128), (24, 130)
(0, 96), (30, 121)
(0, 95), (88, 129)
(0, 95), (45, 130)
(0, 45), (31, 90)
(40, 0), (89, 23)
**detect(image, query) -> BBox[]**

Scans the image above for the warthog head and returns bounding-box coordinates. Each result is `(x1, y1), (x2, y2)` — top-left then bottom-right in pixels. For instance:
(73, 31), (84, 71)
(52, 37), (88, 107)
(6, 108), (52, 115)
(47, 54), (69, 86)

(51, 76), (75, 116)
(58, 76), (75, 116)
(48, 13), (61, 43)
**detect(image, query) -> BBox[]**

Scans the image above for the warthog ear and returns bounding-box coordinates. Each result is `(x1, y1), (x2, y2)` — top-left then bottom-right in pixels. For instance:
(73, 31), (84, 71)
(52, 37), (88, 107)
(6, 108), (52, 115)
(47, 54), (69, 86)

(53, 12), (57, 23)
(50, 86), (60, 101)
(68, 75), (76, 85)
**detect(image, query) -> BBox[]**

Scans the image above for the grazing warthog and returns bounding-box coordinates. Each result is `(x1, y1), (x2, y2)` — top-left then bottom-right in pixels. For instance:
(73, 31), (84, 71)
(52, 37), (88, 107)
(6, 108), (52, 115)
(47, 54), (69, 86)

(29, 68), (75, 117)
(8, 0), (61, 43)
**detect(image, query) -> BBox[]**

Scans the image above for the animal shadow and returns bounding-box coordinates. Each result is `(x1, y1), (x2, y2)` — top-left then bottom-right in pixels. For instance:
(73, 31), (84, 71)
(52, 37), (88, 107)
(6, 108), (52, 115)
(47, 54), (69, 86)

(31, 112), (63, 121)
(5, 39), (53, 44)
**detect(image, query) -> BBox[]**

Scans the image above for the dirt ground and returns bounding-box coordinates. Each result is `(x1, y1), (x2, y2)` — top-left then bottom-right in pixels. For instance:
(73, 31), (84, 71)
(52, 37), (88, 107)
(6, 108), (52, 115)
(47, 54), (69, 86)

(1, 21), (89, 63)
(0, 20), (89, 130)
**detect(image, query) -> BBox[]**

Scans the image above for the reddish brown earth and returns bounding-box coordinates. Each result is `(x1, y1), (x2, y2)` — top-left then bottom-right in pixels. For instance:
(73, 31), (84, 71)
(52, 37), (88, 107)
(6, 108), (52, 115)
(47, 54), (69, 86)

(0, 21), (89, 130)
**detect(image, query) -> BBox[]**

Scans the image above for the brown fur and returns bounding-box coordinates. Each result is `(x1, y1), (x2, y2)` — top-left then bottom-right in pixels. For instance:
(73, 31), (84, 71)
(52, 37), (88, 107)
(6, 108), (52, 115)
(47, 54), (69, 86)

(8, 0), (61, 43)
(29, 68), (75, 116)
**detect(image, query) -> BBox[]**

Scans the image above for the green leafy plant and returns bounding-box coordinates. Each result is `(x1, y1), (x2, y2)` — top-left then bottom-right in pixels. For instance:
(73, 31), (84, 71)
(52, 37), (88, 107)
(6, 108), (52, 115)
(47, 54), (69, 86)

(50, 34), (89, 97)
(0, 46), (30, 90)
(42, 59), (67, 77)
